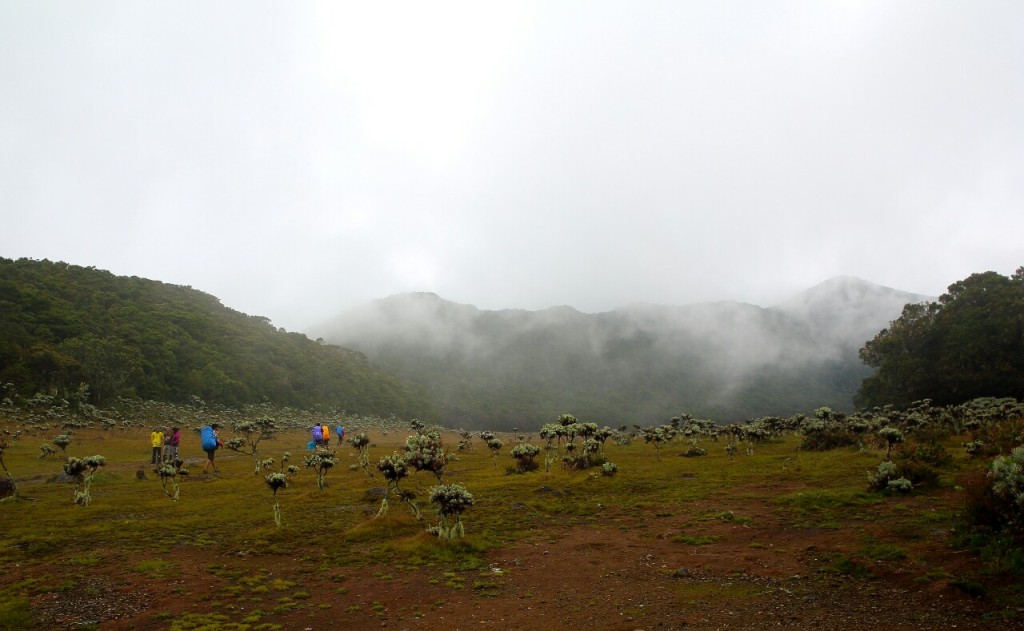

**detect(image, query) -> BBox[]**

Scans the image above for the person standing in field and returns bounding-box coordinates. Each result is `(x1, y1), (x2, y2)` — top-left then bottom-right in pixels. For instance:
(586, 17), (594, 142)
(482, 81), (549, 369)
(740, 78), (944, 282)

(166, 426), (181, 462)
(162, 429), (171, 462)
(150, 426), (165, 464)
(312, 423), (324, 448)
(321, 422), (331, 449)
(201, 423), (222, 474)
(335, 424), (345, 445)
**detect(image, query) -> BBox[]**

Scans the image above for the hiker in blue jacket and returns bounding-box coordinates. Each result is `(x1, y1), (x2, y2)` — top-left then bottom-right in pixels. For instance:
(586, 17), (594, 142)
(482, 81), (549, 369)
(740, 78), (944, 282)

(201, 423), (222, 474)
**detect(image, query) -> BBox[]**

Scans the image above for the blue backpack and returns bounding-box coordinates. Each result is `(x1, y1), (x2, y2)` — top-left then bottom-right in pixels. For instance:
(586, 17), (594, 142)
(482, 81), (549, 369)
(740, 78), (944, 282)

(312, 425), (323, 441)
(200, 426), (218, 451)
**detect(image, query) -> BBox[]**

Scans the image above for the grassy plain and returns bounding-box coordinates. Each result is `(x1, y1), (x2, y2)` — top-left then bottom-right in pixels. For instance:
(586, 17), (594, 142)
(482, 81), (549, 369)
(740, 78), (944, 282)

(0, 422), (1016, 629)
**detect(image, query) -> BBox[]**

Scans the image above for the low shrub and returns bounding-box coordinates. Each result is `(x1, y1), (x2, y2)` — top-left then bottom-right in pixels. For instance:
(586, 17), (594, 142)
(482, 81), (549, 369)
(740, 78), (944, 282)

(510, 443), (540, 474)
(954, 448), (1024, 575)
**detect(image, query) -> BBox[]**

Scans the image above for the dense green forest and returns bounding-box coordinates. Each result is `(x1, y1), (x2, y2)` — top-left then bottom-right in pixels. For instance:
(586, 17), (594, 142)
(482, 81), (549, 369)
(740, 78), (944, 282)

(857, 267), (1024, 408)
(0, 258), (437, 419)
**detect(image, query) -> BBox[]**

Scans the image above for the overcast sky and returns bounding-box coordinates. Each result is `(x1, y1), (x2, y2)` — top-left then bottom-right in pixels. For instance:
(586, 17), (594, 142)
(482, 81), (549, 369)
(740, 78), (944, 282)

(2, 1), (1022, 332)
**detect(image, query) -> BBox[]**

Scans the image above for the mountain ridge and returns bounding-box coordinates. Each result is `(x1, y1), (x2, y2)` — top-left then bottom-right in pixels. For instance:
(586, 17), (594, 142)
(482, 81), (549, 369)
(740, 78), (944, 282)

(310, 277), (933, 429)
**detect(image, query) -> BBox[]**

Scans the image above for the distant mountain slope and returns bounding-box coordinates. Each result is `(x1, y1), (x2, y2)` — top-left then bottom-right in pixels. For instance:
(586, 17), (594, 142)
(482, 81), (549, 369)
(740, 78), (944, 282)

(310, 279), (931, 429)
(0, 257), (436, 419)
(775, 276), (930, 353)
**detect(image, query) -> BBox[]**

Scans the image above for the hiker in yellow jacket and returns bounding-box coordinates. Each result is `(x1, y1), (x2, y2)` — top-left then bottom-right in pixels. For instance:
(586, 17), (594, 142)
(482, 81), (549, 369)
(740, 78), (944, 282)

(321, 423), (331, 448)
(150, 427), (164, 464)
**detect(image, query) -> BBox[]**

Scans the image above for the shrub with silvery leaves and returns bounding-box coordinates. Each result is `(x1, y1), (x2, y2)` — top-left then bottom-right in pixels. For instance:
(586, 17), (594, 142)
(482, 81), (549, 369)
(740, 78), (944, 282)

(376, 452), (420, 519)
(404, 431), (450, 482)
(428, 483), (475, 540)
(63, 455), (106, 506)
(265, 473), (288, 528)
(52, 433), (72, 455)
(480, 431), (503, 467)
(878, 427), (905, 460)
(868, 460), (912, 494)
(510, 443), (541, 473)
(304, 449), (338, 491)
(264, 454), (299, 528)
(350, 431), (374, 478)
(990, 446), (1024, 525)
(227, 417), (279, 475)
(886, 477), (913, 494)
(155, 456), (189, 501)
(642, 425), (674, 459)
(868, 460), (897, 490)
(963, 440), (985, 457)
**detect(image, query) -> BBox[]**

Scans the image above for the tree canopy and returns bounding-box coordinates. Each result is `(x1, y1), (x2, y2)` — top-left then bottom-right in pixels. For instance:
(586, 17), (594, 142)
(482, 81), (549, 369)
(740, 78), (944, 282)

(857, 268), (1024, 408)
(0, 257), (436, 419)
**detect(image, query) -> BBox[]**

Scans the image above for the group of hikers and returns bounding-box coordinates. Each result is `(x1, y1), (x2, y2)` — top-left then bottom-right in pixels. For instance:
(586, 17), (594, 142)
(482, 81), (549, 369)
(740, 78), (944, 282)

(149, 422), (346, 475)
(310, 422), (345, 450)
(148, 426), (181, 464)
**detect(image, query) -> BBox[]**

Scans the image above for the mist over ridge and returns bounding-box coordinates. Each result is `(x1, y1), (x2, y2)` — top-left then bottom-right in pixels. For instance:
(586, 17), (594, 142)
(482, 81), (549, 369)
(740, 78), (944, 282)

(311, 277), (932, 430)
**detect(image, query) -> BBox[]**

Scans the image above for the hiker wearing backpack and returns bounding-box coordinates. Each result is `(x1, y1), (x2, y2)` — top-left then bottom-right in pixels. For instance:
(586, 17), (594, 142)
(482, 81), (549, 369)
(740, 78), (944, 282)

(201, 423), (222, 474)
(321, 422), (330, 448)
(312, 424), (324, 448)
(336, 425), (345, 445)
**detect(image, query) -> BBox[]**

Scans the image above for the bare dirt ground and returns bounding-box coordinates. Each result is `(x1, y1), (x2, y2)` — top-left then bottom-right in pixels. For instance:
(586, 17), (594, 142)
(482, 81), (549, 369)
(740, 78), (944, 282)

(20, 486), (1010, 631)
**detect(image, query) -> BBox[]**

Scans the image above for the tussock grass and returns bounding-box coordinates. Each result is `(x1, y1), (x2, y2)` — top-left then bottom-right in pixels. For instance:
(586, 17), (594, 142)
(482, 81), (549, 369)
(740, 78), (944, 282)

(131, 559), (177, 578)
(773, 488), (882, 527)
(860, 543), (908, 561)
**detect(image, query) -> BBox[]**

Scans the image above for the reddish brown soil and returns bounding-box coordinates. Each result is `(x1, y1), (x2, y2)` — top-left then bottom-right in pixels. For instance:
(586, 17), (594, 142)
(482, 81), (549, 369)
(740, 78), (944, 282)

(19, 487), (1013, 630)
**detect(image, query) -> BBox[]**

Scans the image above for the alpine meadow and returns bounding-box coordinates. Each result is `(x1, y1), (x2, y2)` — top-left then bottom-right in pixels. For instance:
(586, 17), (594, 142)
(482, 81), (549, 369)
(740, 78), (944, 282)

(1, 258), (1023, 629)
(4, 2), (1024, 628)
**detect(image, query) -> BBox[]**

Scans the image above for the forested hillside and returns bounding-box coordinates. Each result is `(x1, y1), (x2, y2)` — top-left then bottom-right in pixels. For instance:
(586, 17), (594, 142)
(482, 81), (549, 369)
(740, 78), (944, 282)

(312, 278), (931, 429)
(0, 258), (436, 419)
(858, 267), (1024, 408)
